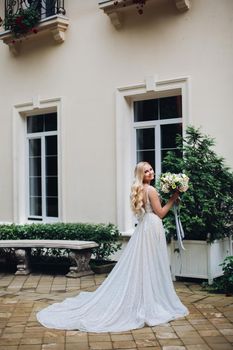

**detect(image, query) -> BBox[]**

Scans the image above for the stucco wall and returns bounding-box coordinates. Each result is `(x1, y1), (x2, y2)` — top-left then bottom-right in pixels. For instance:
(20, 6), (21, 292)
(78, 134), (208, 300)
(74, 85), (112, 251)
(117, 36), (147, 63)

(0, 0), (232, 225)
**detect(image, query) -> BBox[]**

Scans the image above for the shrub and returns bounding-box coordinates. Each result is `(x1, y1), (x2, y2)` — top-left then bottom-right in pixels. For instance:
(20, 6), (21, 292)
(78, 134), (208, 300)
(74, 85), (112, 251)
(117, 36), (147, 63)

(202, 256), (233, 295)
(0, 222), (121, 261)
(220, 256), (233, 294)
(160, 126), (233, 242)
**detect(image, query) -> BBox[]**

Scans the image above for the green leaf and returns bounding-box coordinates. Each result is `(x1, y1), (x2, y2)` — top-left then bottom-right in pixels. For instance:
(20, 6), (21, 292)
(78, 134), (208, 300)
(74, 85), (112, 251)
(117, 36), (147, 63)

(161, 126), (233, 242)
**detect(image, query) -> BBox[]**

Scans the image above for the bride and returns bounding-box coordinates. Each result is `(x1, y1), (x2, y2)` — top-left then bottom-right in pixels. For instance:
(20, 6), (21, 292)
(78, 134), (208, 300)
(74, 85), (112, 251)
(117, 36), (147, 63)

(37, 161), (189, 332)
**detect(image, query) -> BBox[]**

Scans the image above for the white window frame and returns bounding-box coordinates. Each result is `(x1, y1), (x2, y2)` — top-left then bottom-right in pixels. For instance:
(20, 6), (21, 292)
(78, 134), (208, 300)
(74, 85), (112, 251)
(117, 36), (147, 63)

(134, 117), (183, 180)
(116, 76), (191, 235)
(26, 127), (58, 222)
(13, 97), (63, 224)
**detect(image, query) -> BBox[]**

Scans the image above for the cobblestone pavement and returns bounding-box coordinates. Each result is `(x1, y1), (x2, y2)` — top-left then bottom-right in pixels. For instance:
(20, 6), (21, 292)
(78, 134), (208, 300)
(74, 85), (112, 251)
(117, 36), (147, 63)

(0, 273), (232, 350)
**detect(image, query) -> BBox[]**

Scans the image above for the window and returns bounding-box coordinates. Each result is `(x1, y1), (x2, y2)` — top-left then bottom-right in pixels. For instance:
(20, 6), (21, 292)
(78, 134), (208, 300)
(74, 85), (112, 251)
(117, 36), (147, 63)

(28, 0), (56, 19)
(115, 77), (188, 233)
(27, 113), (58, 221)
(134, 96), (182, 179)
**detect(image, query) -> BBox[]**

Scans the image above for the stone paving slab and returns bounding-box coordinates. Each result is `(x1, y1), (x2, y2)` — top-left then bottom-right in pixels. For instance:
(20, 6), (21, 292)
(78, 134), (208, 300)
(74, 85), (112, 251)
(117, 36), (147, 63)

(0, 273), (232, 350)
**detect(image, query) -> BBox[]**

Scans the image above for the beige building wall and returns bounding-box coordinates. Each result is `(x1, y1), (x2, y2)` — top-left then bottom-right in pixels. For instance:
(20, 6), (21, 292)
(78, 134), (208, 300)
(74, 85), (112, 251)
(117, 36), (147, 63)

(0, 0), (232, 231)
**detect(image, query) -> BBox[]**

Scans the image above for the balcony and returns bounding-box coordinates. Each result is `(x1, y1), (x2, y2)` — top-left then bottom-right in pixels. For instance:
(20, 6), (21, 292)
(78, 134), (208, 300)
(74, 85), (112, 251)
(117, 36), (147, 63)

(98, 0), (190, 29)
(0, 0), (69, 55)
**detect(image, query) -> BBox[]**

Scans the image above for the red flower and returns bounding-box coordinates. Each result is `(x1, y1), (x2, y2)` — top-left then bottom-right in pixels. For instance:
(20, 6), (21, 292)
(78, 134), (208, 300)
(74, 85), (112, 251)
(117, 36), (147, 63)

(114, 0), (146, 14)
(15, 16), (23, 24)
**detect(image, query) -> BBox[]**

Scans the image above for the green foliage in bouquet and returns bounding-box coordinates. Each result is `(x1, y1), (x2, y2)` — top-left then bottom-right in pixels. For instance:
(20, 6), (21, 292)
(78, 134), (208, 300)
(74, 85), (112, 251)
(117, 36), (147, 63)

(160, 126), (233, 242)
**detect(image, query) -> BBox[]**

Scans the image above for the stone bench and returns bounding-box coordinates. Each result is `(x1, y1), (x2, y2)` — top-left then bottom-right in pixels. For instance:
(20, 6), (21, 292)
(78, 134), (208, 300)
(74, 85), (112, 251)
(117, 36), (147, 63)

(0, 239), (98, 278)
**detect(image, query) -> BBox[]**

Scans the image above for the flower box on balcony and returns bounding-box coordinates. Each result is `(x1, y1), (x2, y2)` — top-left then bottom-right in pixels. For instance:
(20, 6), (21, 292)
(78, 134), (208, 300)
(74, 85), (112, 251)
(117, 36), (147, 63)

(98, 0), (190, 29)
(0, 14), (69, 55)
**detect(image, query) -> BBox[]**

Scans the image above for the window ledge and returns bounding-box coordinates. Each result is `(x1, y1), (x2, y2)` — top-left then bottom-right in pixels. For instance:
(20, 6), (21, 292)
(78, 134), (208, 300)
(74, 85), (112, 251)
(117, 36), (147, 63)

(99, 0), (190, 29)
(0, 15), (69, 55)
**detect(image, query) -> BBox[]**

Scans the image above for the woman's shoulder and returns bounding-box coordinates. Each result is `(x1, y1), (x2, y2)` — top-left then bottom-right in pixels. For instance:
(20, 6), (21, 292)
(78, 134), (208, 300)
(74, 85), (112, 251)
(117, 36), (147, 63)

(143, 184), (154, 192)
(148, 186), (160, 196)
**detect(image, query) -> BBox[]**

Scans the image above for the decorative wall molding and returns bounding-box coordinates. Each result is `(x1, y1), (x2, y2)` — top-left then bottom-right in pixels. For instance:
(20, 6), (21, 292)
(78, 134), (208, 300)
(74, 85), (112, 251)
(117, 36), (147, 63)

(175, 0), (190, 12)
(108, 11), (123, 29)
(12, 97), (64, 224)
(115, 76), (190, 233)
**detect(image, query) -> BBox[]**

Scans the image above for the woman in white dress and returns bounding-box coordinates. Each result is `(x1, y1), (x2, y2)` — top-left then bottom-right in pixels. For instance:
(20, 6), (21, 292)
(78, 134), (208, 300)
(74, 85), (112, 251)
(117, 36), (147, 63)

(37, 161), (189, 332)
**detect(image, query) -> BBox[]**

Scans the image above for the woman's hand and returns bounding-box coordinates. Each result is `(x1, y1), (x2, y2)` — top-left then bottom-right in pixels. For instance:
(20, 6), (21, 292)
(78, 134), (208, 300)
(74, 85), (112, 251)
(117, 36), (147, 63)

(175, 196), (181, 205)
(171, 190), (180, 201)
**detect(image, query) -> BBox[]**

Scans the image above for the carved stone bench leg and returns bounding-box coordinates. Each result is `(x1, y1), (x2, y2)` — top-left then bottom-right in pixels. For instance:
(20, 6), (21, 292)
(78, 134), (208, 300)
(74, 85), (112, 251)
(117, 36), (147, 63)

(66, 248), (94, 278)
(15, 248), (31, 275)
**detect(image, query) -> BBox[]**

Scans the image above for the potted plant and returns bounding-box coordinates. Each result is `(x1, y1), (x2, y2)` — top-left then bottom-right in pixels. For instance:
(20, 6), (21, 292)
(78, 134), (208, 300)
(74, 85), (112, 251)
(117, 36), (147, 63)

(89, 224), (122, 274)
(160, 126), (233, 284)
(1, 6), (40, 38)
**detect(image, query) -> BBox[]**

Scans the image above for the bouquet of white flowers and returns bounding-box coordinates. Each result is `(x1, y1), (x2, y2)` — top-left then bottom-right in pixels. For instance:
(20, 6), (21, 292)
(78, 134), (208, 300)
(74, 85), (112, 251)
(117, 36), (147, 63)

(160, 172), (189, 252)
(160, 172), (189, 194)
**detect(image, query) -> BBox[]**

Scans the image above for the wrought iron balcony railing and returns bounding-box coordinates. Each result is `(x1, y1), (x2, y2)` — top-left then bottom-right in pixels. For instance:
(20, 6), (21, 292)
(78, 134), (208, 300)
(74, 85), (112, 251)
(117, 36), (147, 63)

(0, 0), (68, 55)
(4, 0), (66, 30)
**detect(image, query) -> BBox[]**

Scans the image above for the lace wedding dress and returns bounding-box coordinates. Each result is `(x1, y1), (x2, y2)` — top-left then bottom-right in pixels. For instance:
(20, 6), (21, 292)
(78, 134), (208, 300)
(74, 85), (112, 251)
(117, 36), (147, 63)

(37, 188), (189, 332)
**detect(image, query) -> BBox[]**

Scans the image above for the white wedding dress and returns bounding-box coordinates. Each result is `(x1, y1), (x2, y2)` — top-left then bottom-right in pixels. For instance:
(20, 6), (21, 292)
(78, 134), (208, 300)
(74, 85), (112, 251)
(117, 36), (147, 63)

(37, 188), (189, 332)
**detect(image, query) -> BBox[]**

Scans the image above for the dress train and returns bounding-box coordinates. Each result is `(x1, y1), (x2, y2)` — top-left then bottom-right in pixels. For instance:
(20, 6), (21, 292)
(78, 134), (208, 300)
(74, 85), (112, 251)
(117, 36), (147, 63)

(37, 190), (189, 332)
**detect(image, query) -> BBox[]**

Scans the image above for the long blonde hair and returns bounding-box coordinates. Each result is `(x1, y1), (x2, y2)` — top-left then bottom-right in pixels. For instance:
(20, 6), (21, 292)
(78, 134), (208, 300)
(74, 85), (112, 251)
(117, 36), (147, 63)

(130, 162), (150, 215)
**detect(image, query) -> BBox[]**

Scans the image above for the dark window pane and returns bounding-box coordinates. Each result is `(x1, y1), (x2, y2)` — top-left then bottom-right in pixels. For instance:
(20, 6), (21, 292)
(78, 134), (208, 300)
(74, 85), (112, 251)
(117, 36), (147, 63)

(46, 0), (56, 17)
(45, 135), (57, 155)
(45, 113), (57, 131)
(46, 177), (58, 197)
(161, 123), (182, 149)
(27, 113), (57, 133)
(29, 0), (42, 19)
(29, 196), (42, 216)
(46, 156), (58, 176)
(27, 115), (44, 133)
(136, 128), (155, 150)
(160, 96), (182, 120)
(46, 197), (58, 217)
(29, 157), (41, 177)
(29, 177), (42, 196)
(134, 100), (158, 122)
(29, 139), (41, 157)
(136, 150), (155, 171)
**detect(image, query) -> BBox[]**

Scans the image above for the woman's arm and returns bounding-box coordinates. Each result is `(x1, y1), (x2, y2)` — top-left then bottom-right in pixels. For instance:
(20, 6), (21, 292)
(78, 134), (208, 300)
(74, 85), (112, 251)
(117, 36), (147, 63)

(148, 186), (179, 219)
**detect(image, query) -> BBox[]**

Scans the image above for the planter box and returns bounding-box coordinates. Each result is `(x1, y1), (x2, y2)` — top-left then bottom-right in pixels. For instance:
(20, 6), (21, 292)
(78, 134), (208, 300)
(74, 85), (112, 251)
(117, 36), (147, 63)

(90, 260), (117, 274)
(170, 236), (232, 284)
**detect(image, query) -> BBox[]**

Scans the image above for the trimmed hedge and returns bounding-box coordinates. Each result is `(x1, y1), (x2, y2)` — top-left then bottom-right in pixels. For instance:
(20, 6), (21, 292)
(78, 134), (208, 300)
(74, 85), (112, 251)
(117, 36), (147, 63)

(0, 223), (121, 260)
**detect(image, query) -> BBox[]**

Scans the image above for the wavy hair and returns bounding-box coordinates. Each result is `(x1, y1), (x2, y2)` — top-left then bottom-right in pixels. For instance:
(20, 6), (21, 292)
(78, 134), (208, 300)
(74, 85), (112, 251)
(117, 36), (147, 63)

(130, 162), (150, 216)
